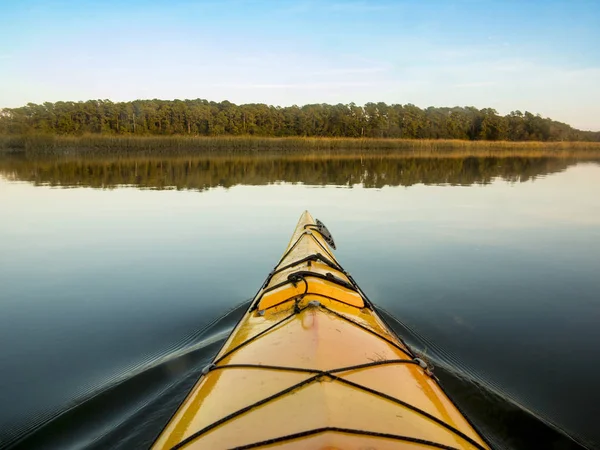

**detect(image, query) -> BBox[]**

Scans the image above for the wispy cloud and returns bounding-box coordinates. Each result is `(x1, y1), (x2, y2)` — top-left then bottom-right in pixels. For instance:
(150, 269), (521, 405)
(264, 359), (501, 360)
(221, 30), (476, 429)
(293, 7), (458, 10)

(454, 81), (497, 88)
(2, 0), (598, 130)
(212, 81), (373, 89)
(308, 67), (387, 76)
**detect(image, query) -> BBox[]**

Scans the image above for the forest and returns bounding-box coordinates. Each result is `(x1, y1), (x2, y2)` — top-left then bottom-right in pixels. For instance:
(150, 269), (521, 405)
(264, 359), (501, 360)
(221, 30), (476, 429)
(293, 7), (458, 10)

(1, 99), (599, 142)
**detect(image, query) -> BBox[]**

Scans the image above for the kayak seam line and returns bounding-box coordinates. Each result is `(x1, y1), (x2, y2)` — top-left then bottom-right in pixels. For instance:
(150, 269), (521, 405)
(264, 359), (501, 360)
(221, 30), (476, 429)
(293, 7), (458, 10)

(212, 297), (402, 378)
(304, 221), (336, 251)
(319, 304), (415, 359)
(249, 300), (410, 364)
(193, 303), (472, 446)
(213, 306), (306, 365)
(206, 359), (419, 375)
(170, 365), (482, 450)
(232, 427), (463, 450)
(177, 320), (480, 450)
(147, 311), (253, 448)
(174, 304), (469, 450)
(330, 358), (419, 373)
(165, 295), (482, 449)
(249, 232), (302, 311)
(210, 364), (321, 374)
(269, 230), (314, 276)
(370, 304), (421, 362)
(168, 374), (322, 450)
(170, 364), (464, 450)
(304, 228), (338, 261)
(426, 368), (496, 450)
(332, 376), (488, 450)
(344, 271), (375, 309)
(285, 227), (337, 265)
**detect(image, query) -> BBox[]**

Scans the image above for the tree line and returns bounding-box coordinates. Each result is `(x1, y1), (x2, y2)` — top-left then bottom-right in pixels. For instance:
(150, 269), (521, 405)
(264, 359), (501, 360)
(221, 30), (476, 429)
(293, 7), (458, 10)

(1, 99), (598, 142)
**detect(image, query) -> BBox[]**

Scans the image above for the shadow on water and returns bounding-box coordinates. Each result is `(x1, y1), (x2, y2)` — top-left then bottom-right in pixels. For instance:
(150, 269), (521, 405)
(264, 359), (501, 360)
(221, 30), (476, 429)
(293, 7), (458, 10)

(4, 301), (592, 450)
(3, 302), (249, 450)
(1, 152), (598, 189)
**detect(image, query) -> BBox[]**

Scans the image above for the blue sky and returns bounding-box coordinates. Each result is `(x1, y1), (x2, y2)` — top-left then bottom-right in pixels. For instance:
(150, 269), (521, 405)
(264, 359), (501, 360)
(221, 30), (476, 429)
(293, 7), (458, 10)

(1, 0), (599, 130)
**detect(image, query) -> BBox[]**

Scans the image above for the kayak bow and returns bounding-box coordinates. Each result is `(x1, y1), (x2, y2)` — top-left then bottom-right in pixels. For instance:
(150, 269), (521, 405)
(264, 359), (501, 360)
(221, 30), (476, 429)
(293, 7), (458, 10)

(152, 211), (490, 450)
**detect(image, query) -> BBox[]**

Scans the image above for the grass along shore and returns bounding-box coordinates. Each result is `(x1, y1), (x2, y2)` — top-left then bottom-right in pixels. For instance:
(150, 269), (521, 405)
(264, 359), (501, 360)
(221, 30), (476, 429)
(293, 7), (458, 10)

(1, 134), (600, 157)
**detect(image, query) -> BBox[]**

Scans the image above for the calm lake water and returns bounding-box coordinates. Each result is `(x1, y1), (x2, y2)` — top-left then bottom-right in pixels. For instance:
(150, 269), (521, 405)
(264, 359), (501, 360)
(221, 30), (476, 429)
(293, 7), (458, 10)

(1, 152), (599, 449)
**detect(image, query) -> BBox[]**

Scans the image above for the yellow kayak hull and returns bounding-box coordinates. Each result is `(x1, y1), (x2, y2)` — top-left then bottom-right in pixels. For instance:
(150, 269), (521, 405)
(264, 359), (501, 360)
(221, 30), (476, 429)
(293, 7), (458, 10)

(152, 212), (489, 449)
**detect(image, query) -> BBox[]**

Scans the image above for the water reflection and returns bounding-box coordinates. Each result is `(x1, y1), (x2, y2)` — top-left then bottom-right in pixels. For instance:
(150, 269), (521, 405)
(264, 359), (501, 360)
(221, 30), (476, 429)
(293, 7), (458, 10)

(1, 152), (599, 450)
(0, 153), (595, 189)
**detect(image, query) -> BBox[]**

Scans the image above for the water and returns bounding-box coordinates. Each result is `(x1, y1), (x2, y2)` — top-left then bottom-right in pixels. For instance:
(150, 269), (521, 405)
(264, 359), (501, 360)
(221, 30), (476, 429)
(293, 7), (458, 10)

(1, 152), (599, 449)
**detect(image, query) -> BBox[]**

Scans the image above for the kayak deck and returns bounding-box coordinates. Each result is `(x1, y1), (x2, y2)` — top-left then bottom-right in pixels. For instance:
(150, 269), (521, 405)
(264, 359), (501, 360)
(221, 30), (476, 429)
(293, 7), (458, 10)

(152, 211), (489, 450)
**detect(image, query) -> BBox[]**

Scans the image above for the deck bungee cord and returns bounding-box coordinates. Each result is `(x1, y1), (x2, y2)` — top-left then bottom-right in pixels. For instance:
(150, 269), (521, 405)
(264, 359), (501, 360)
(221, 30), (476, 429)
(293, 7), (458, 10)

(168, 290), (484, 449)
(152, 212), (491, 450)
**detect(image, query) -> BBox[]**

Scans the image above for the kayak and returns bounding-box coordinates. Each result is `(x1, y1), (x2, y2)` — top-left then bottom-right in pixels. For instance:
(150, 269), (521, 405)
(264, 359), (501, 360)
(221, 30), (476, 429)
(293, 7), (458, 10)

(151, 211), (490, 450)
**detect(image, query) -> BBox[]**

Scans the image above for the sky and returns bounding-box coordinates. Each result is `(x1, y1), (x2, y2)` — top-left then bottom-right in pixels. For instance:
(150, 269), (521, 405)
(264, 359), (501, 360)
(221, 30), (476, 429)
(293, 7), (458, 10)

(0, 0), (599, 130)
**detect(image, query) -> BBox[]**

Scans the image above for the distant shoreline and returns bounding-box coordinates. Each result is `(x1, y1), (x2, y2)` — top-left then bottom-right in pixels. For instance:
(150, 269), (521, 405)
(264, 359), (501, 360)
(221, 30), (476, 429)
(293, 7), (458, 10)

(2, 134), (600, 157)
(2, 100), (598, 143)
